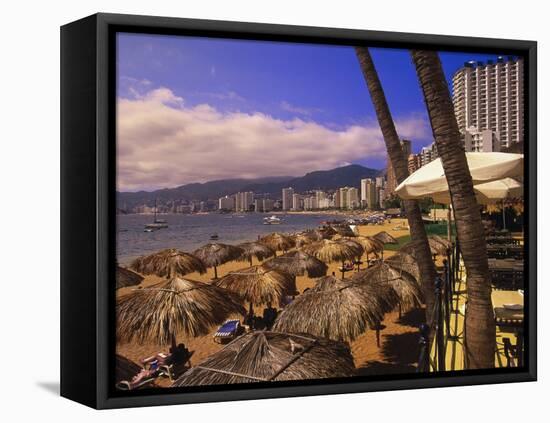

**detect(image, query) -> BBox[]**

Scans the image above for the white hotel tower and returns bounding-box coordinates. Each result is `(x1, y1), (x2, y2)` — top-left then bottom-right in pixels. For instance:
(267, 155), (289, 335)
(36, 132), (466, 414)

(452, 56), (524, 150)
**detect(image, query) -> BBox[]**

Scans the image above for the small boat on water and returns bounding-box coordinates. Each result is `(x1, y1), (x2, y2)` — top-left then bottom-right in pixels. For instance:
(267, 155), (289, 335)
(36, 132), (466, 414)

(144, 199), (168, 230)
(263, 215), (282, 225)
(210, 233), (219, 240)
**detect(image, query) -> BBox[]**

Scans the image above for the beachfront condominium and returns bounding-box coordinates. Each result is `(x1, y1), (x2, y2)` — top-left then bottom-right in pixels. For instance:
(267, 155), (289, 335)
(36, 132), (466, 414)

(463, 129), (501, 152)
(218, 195), (235, 211)
(347, 187), (359, 209)
(254, 198), (275, 212)
(408, 153), (421, 175)
(292, 193), (303, 211)
(338, 186), (359, 209)
(282, 187), (294, 211)
(386, 139), (411, 195)
(235, 191), (254, 212)
(361, 178), (377, 209)
(452, 56), (524, 150)
(360, 179), (369, 206)
(367, 180), (378, 209)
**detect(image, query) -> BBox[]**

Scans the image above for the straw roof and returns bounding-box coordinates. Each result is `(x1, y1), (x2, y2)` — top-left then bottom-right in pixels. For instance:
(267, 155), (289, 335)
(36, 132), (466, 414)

(172, 331), (355, 386)
(259, 232), (296, 252)
(430, 235), (453, 250)
(115, 354), (142, 383)
(384, 252), (420, 282)
(237, 242), (276, 263)
(263, 250), (328, 278)
(399, 237), (448, 257)
(302, 239), (362, 263)
(351, 262), (422, 309)
(348, 236), (383, 255)
(317, 226), (337, 239)
(214, 265), (296, 306)
(332, 225), (357, 237)
(373, 231), (398, 245)
(272, 275), (397, 342)
(338, 238), (366, 256)
(193, 243), (244, 267)
(292, 230), (323, 248)
(116, 266), (144, 289)
(117, 276), (246, 345)
(130, 249), (206, 278)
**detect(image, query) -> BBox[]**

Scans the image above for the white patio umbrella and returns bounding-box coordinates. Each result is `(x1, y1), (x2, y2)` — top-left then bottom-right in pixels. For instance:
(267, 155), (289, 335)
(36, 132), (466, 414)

(429, 177), (523, 205)
(395, 152), (523, 202)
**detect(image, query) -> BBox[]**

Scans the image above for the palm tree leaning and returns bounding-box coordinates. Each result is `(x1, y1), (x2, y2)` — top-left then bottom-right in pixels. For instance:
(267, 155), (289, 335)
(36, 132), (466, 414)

(355, 47), (437, 325)
(410, 50), (495, 369)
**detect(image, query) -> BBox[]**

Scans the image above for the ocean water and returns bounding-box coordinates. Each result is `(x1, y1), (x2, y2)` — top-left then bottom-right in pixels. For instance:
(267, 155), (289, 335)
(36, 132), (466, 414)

(117, 213), (347, 264)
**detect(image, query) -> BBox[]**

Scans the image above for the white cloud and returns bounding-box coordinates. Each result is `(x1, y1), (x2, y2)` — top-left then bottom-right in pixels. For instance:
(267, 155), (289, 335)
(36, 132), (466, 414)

(280, 101), (322, 116)
(117, 87), (427, 191)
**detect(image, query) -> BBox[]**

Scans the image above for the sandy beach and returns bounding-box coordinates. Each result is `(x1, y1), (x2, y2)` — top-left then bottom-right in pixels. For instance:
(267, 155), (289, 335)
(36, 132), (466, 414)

(116, 218), (423, 387)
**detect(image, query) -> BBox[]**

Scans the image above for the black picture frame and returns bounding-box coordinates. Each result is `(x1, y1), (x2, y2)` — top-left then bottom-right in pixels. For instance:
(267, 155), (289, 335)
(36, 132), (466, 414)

(60, 12), (537, 409)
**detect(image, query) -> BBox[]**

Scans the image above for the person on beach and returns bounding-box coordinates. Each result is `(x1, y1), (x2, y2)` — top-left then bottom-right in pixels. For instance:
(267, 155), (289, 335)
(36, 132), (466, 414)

(262, 302), (278, 329)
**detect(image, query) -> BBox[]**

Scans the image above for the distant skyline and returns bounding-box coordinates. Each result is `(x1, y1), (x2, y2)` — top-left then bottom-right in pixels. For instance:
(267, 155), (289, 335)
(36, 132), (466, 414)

(117, 33), (516, 192)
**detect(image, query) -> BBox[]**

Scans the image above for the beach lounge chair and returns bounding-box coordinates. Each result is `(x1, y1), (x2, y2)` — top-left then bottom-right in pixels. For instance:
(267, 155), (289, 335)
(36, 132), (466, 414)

(159, 350), (193, 381)
(213, 319), (244, 344)
(116, 366), (159, 390)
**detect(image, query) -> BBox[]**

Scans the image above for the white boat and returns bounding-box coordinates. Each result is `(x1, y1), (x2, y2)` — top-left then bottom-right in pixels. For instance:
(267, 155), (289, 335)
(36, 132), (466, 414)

(144, 198), (168, 230)
(263, 215), (282, 225)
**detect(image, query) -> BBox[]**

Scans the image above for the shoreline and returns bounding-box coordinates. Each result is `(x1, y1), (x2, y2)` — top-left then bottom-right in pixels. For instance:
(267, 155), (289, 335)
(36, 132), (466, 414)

(116, 218), (420, 387)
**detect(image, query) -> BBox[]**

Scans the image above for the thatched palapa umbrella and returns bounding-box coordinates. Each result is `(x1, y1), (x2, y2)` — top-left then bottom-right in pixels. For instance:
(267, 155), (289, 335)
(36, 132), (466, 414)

(116, 265), (144, 289)
(384, 252), (420, 282)
(258, 232), (295, 255)
(237, 242), (276, 266)
(172, 331), (355, 386)
(130, 248), (206, 278)
(272, 275), (397, 342)
(352, 262), (422, 311)
(214, 265), (296, 314)
(117, 276), (246, 349)
(399, 237), (448, 259)
(351, 263), (421, 345)
(431, 234), (453, 250)
(303, 239), (362, 279)
(263, 250), (328, 278)
(332, 224), (357, 238)
(292, 230), (322, 248)
(373, 231), (398, 245)
(317, 226), (337, 239)
(193, 243), (244, 279)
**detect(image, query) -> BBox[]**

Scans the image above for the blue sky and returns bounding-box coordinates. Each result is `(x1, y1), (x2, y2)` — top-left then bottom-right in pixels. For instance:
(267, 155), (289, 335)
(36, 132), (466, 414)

(116, 33), (513, 191)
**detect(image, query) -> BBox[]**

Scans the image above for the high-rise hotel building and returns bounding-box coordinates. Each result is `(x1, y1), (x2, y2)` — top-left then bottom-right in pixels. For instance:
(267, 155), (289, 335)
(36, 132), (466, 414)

(452, 56), (524, 150)
(282, 187), (294, 211)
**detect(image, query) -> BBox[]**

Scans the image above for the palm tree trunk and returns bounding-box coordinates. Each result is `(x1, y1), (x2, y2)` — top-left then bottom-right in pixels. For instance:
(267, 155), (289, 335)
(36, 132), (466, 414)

(411, 50), (495, 369)
(355, 47), (437, 324)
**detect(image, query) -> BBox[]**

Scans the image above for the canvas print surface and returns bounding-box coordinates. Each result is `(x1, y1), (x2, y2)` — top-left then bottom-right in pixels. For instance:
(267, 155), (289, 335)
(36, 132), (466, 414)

(114, 32), (526, 392)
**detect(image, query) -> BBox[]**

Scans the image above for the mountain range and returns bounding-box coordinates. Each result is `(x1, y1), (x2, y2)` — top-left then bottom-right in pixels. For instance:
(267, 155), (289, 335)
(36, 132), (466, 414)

(117, 164), (383, 209)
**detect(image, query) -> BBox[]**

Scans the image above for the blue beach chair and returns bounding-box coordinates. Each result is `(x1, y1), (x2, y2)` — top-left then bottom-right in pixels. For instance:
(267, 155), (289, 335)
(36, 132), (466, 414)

(213, 319), (243, 344)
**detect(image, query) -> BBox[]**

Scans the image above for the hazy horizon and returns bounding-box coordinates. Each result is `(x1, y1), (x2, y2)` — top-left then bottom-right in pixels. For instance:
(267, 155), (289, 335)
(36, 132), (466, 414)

(117, 163), (382, 194)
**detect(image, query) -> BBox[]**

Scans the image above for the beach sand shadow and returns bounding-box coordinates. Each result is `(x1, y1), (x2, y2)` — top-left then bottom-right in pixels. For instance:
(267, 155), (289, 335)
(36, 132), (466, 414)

(381, 331), (421, 364)
(356, 331), (420, 376)
(396, 308), (425, 328)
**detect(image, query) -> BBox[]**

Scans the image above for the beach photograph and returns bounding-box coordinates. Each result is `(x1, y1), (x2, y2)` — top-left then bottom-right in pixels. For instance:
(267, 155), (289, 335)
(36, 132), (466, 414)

(114, 33), (526, 391)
